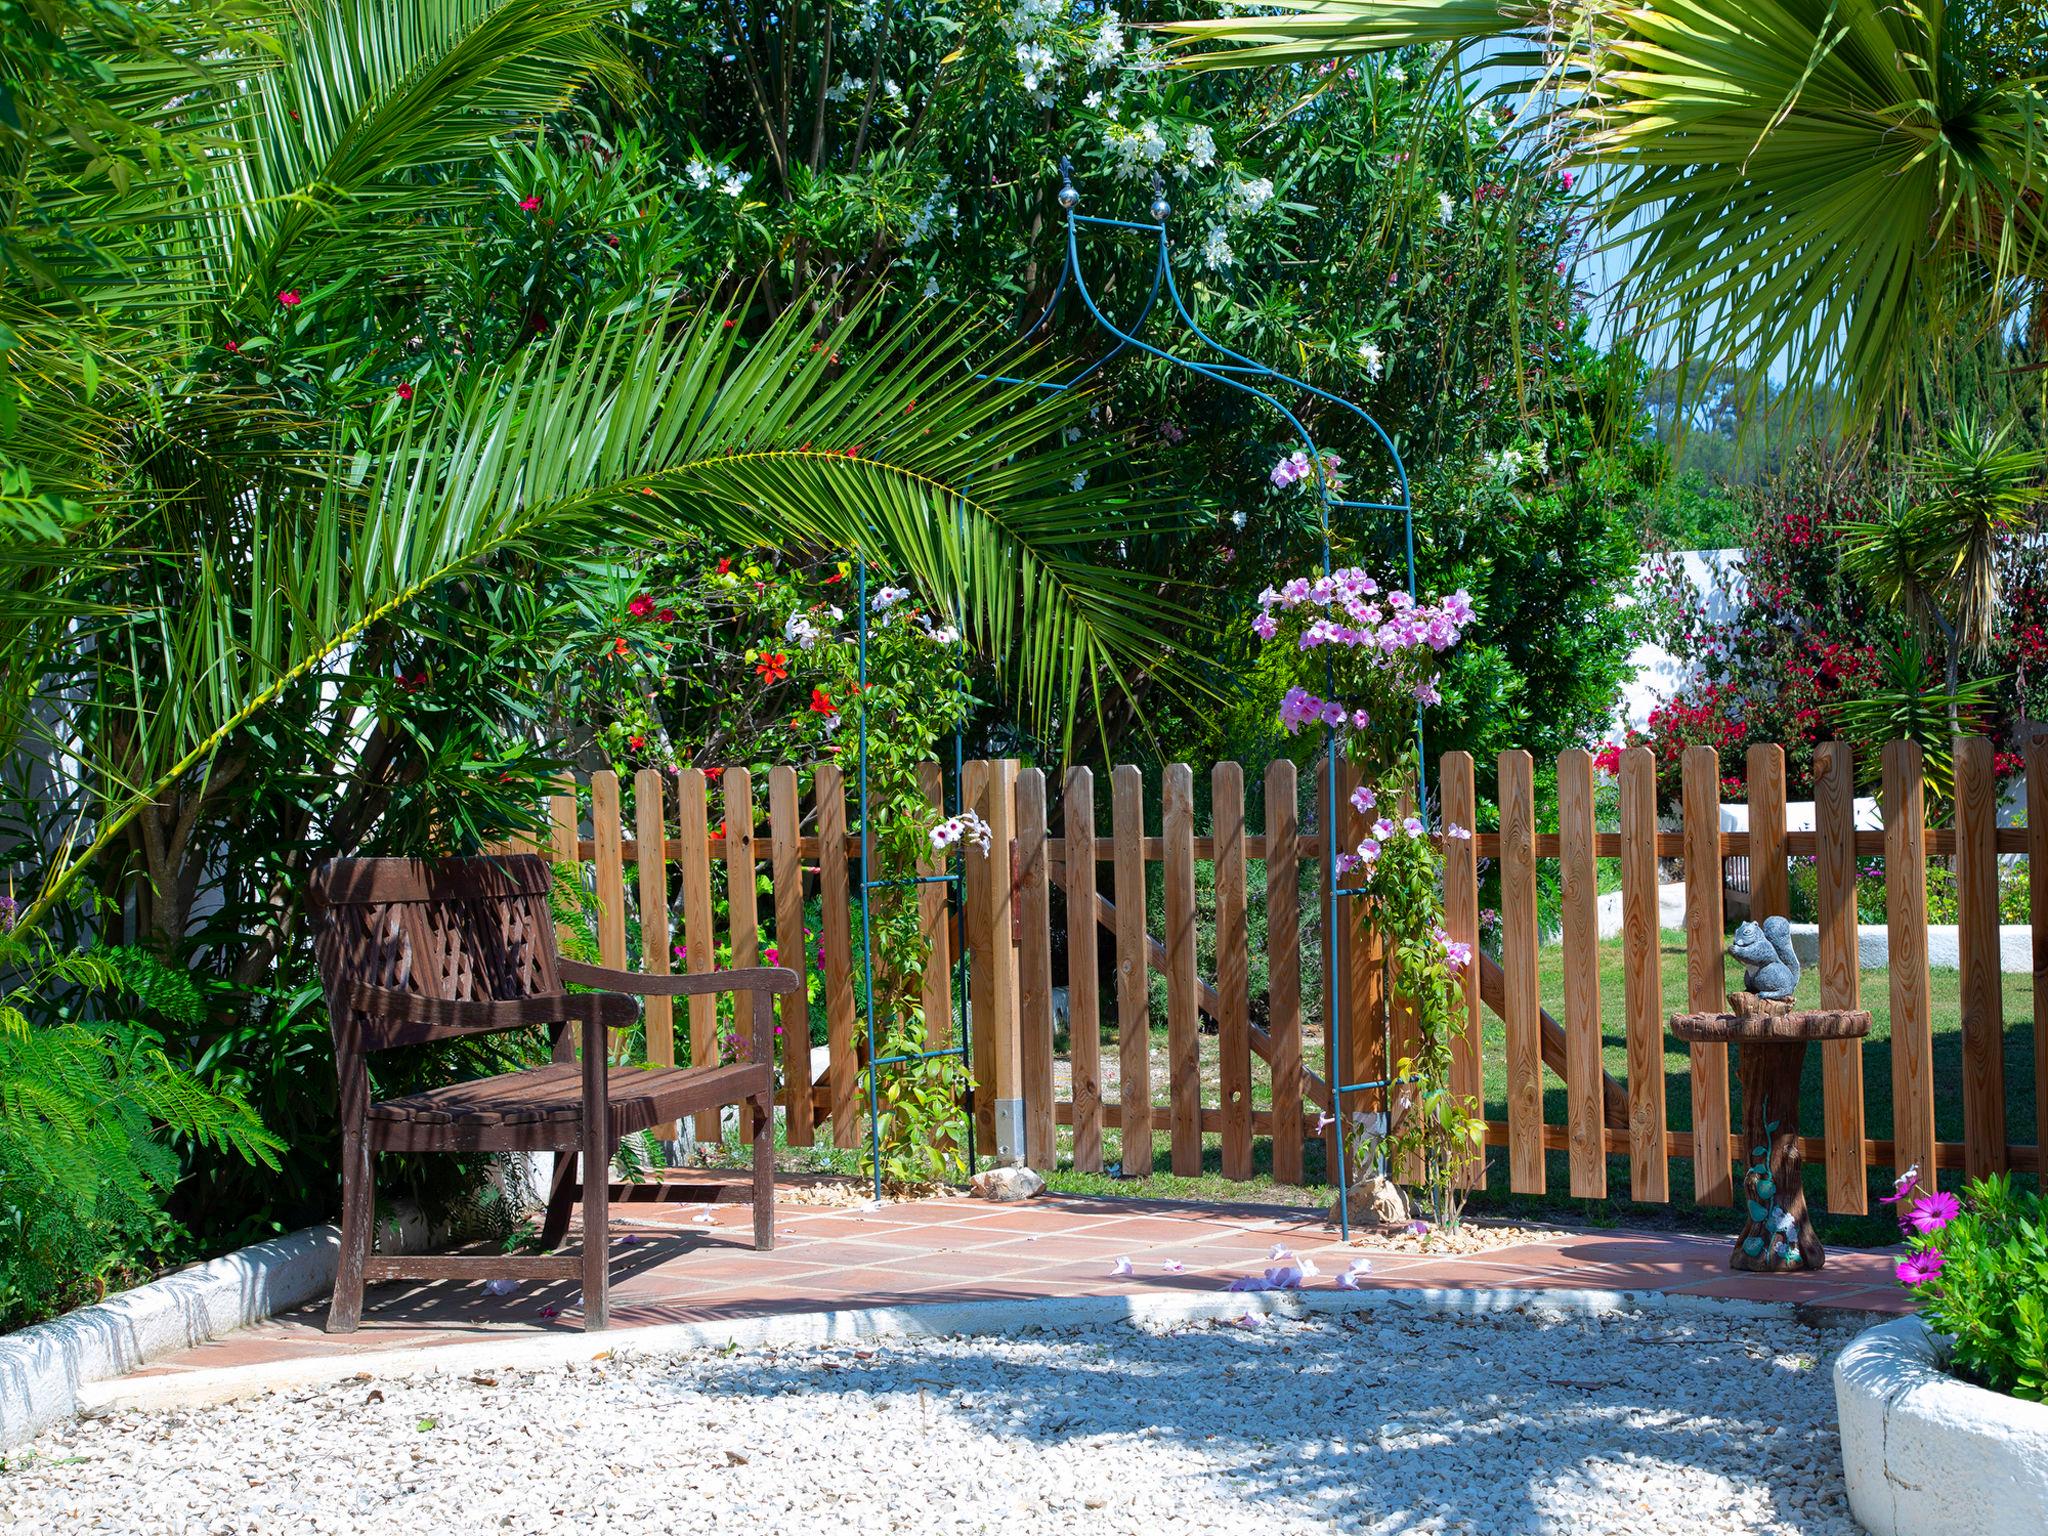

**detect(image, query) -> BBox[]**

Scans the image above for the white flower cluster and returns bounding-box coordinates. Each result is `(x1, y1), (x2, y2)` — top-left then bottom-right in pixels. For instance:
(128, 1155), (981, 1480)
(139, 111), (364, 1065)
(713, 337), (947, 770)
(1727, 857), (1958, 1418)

(929, 811), (993, 855)
(1106, 118), (1169, 178)
(823, 73), (863, 102)
(1486, 440), (1550, 485)
(685, 159), (750, 198)
(1358, 341), (1385, 382)
(1001, 0), (1063, 39)
(871, 585), (912, 613)
(1202, 226), (1234, 270)
(1186, 124), (1216, 169)
(1086, 9), (1124, 68)
(1016, 40), (1059, 95)
(1231, 174), (1274, 214)
(784, 606), (842, 650)
(905, 178), (957, 245)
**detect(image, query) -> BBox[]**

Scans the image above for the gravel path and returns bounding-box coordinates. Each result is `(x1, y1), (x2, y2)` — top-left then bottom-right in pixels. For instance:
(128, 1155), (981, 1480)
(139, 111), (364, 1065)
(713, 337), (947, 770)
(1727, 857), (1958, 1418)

(2, 1303), (1861, 1535)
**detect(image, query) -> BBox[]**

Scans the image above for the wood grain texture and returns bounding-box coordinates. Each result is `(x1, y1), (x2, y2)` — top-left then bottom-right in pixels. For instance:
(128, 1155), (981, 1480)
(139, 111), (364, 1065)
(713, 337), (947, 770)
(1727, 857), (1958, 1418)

(983, 759), (1021, 1153)
(1163, 763), (1201, 1177)
(1339, 761), (1382, 1134)
(1813, 742), (1865, 1212)
(1746, 745), (1788, 919)
(592, 770), (628, 974)
(1682, 746), (1733, 1206)
(1015, 767), (1057, 1169)
(1213, 761), (1253, 1180)
(1264, 759), (1305, 1185)
(768, 766), (813, 1146)
(2032, 741), (2048, 1188)
(918, 762), (954, 1050)
(1953, 735), (2008, 1180)
(1619, 747), (1668, 1202)
(814, 762), (858, 1149)
(1499, 750), (1544, 1194)
(1558, 748), (1606, 1198)
(1670, 1009), (1871, 1042)
(676, 768), (720, 1142)
(548, 775), (580, 959)
(634, 770), (675, 1139)
(1440, 752), (1483, 1190)
(1064, 767), (1103, 1173)
(1113, 765), (1153, 1174)
(963, 759), (997, 1150)
(722, 768), (759, 1062)
(1883, 740), (1937, 1193)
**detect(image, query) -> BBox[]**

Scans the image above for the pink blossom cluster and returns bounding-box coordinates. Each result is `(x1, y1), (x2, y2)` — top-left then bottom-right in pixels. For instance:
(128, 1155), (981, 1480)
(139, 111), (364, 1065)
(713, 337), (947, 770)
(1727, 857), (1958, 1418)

(1881, 1165), (1962, 1286)
(1269, 449), (1346, 493)
(1278, 686), (1350, 735)
(1253, 569), (1473, 658)
(1432, 925), (1473, 973)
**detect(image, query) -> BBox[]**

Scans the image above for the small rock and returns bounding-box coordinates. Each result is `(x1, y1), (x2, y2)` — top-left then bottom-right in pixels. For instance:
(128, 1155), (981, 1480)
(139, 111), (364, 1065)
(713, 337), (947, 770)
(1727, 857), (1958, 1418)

(969, 1165), (1045, 1201)
(1330, 1170), (1408, 1227)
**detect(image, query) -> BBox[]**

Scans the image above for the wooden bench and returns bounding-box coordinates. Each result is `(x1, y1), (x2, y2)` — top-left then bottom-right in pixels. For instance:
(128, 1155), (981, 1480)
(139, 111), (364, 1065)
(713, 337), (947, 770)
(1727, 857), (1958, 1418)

(311, 854), (799, 1331)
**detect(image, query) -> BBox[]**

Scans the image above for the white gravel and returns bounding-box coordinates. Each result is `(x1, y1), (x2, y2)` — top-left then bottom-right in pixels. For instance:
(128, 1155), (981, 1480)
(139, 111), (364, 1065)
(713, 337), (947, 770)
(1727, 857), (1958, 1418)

(2, 1304), (1860, 1535)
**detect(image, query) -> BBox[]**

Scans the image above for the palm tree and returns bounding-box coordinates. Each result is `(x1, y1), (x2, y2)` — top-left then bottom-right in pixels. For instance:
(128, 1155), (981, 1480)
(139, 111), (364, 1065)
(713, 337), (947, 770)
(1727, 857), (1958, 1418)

(1164, 0), (2048, 420)
(2, 0), (1186, 936)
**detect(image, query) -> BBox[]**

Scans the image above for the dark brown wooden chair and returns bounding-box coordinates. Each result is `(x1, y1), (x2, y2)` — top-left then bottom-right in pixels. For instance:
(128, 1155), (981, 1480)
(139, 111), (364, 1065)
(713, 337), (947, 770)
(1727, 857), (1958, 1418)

(310, 854), (799, 1332)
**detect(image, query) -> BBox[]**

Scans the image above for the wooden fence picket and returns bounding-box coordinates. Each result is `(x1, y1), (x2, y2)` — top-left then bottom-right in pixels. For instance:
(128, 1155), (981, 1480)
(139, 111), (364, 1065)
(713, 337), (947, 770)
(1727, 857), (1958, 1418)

(962, 759), (998, 1151)
(1213, 761), (1253, 1180)
(675, 768), (718, 1142)
(723, 769), (761, 1062)
(1016, 768), (1057, 1169)
(633, 770), (676, 1139)
(1499, 749), (1543, 1194)
(1884, 741), (1937, 1193)
(1747, 745), (1788, 918)
(1682, 746), (1732, 1205)
(1439, 752), (1483, 1190)
(1619, 747), (1667, 1201)
(1163, 763), (1201, 1177)
(815, 763), (858, 1149)
(1558, 748), (1605, 1199)
(1954, 736), (2007, 1180)
(1063, 767), (1104, 1173)
(917, 763), (954, 1049)
(1264, 759), (1305, 1185)
(1813, 742), (1865, 1212)
(768, 765), (813, 1146)
(1112, 765), (1153, 1176)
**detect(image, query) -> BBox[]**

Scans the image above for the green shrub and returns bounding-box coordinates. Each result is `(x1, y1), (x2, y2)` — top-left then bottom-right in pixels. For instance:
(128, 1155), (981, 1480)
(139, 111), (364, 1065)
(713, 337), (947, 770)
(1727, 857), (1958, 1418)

(1893, 1173), (2048, 1402)
(0, 935), (283, 1332)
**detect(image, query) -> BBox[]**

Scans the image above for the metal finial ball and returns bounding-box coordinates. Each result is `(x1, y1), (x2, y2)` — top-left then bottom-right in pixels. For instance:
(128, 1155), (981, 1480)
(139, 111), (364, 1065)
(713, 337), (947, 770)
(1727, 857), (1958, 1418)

(1057, 183), (1079, 210)
(1150, 194), (1170, 221)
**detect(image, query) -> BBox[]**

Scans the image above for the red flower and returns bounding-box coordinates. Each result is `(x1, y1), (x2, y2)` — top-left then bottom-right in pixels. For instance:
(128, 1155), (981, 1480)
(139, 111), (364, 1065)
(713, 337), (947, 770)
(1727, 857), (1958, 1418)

(756, 652), (790, 684)
(717, 558), (732, 575)
(628, 734), (644, 750)
(628, 594), (655, 618)
(612, 637), (630, 656)
(277, 290), (301, 308)
(722, 318), (736, 329)
(657, 607), (676, 622)
(519, 194), (541, 212)
(809, 687), (837, 717)
(705, 766), (724, 782)
(224, 340), (240, 354)
(822, 572), (843, 585)
(395, 382), (414, 401)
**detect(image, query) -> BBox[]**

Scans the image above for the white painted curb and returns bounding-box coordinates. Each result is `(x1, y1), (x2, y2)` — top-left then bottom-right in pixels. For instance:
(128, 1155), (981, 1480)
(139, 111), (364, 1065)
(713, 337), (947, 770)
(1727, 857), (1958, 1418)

(1787, 921), (2033, 974)
(0, 1224), (340, 1450)
(71, 1286), (1797, 1424)
(1835, 1316), (2048, 1536)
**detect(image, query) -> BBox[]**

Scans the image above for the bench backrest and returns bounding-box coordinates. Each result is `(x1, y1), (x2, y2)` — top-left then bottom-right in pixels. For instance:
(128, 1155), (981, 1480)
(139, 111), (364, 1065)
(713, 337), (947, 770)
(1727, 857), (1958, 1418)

(310, 855), (562, 1063)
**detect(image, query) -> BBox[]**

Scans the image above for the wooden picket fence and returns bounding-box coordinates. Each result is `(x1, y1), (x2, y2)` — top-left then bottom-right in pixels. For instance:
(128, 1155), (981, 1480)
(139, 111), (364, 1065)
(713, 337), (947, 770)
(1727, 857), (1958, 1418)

(516, 736), (2047, 1209)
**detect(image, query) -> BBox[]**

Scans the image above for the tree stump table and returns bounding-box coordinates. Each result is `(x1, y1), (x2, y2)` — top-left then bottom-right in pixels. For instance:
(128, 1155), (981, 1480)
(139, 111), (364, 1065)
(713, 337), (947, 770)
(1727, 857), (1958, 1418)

(1669, 994), (1872, 1273)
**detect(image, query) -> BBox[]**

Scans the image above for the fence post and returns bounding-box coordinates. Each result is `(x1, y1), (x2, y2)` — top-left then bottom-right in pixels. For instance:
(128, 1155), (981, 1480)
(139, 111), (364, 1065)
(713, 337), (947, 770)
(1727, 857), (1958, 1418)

(723, 768), (760, 1061)
(1883, 740), (1937, 1195)
(677, 768), (719, 1143)
(1682, 745), (1732, 1204)
(592, 770), (629, 1064)
(1747, 745), (1788, 917)
(634, 768), (676, 1140)
(1163, 763), (1201, 1177)
(1814, 741), (1866, 1212)
(965, 759), (1023, 1162)
(1439, 752), (1483, 1190)
(1619, 747), (1668, 1201)
(1954, 735), (2008, 1180)
(815, 762), (858, 1150)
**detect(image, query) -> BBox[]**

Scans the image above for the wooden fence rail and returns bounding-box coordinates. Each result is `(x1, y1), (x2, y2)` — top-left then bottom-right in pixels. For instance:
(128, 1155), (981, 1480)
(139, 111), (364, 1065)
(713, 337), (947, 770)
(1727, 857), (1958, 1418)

(510, 736), (2046, 1209)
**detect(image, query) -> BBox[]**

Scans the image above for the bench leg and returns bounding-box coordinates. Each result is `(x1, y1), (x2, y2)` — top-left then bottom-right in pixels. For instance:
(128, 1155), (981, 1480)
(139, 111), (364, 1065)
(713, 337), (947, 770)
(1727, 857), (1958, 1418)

(326, 1130), (372, 1334)
(580, 1133), (611, 1331)
(752, 1092), (775, 1252)
(539, 1149), (578, 1251)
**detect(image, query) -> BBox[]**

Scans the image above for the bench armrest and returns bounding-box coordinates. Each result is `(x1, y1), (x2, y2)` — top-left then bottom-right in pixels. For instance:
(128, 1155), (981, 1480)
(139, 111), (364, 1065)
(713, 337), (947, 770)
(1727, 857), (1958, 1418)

(559, 962), (801, 1067)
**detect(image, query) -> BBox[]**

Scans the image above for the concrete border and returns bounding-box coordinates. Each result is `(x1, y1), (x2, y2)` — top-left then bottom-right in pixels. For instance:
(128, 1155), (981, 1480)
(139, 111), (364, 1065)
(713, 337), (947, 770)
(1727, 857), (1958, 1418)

(71, 1286), (1802, 1424)
(1835, 1316), (2048, 1535)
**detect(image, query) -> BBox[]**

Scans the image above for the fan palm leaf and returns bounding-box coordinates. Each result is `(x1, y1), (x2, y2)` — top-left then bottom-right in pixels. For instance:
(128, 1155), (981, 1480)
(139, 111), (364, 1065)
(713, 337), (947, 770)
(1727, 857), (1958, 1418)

(1163, 0), (2048, 420)
(18, 294), (1185, 932)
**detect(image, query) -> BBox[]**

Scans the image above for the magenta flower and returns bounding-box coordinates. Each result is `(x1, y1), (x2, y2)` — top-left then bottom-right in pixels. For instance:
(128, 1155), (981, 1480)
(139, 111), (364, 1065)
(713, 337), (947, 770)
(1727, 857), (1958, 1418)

(1903, 1190), (1960, 1236)
(519, 193), (542, 211)
(277, 289), (301, 307)
(1895, 1249), (1944, 1286)
(1878, 1165), (1920, 1205)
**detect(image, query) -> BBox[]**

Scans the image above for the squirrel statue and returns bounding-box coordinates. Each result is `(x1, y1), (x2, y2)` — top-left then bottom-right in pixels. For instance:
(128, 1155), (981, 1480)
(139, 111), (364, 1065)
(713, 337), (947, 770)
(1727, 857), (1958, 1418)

(1728, 916), (1801, 1001)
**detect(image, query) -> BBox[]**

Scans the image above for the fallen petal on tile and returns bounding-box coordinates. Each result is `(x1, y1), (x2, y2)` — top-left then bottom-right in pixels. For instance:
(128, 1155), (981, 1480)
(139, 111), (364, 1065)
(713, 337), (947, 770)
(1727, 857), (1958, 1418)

(1161, 1259), (1186, 1274)
(481, 1279), (518, 1296)
(1111, 1256), (1134, 1277)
